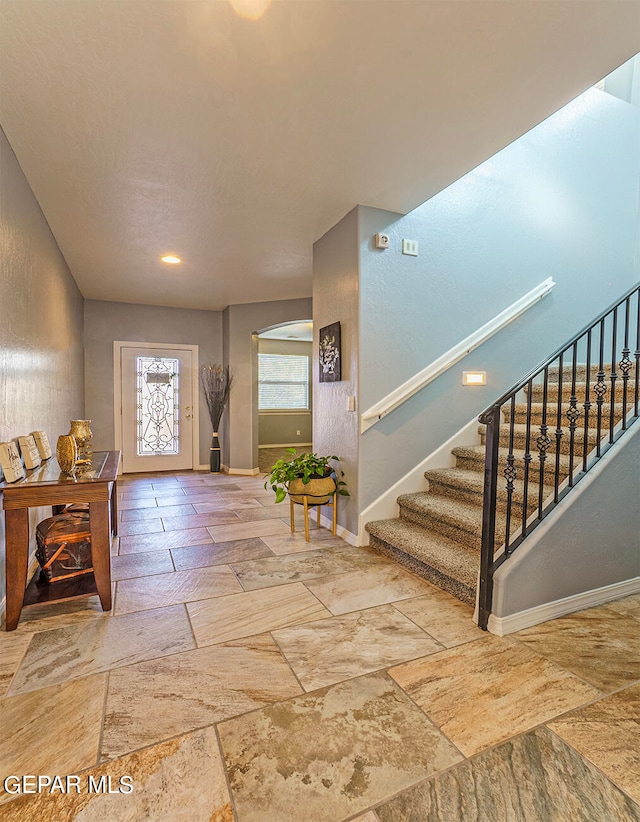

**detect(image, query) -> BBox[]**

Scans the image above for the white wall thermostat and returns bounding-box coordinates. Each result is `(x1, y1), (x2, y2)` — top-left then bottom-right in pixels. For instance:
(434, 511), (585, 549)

(374, 232), (390, 249)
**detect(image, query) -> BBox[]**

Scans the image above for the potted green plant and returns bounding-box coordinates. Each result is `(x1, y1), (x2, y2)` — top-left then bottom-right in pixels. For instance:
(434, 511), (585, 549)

(264, 448), (349, 504)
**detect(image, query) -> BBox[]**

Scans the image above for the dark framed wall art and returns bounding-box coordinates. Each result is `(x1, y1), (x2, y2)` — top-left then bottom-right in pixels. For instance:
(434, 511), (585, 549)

(319, 321), (341, 382)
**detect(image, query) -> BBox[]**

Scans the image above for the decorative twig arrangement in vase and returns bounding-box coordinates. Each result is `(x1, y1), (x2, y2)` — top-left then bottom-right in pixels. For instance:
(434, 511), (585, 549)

(200, 364), (233, 473)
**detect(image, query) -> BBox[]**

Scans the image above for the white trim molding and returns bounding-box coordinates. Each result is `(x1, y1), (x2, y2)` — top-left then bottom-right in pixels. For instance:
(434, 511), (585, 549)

(487, 577), (640, 636)
(360, 277), (556, 432)
(319, 513), (358, 546)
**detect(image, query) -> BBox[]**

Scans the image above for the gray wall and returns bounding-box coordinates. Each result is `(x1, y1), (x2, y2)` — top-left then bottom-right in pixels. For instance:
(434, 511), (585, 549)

(493, 422), (640, 618)
(0, 127), (85, 604)
(84, 300), (223, 466)
(258, 338), (312, 446)
(223, 298), (312, 471)
(313, 207), (360, 535)
(357, 87), (640, 508)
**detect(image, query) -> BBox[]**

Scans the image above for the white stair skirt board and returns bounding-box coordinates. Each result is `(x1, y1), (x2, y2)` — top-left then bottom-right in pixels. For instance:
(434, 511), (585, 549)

(487, 577), (640, 636)
(357, 417), (482, 546)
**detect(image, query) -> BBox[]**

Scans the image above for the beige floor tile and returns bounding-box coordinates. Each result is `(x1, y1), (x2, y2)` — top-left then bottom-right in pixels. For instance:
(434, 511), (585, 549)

(0, 632), (33, 697)
(376, 726), (640, 822)
(187, 582), (331, 646)
(233, 545), (389, 591)
(119, 527), (213, 555)
(273, 604), (443, 691)
(115, 565), (242, 615)
(116, 517), (164, 537)
(0, 674), (106, 804)
(515, 605), (640, 692)
(1, 726), (233, 821)
(259, 532), (336, 555)
(111, 550), (174, 581)
(388, 634), (599, 757)
(101, 634), (303, 759)
(193, 499), (263, 513)
(8, 604), (195, 695)
(235, 506), (293, 522)
(218, 671), (462, 822)
(6, 596), (108, 636)
(121, 503), (195, 522)
(161, 511), (240, 531)
(393, 588), (484, 647)
(548, 682), (640, 802)
(118, 496), (158, 511)
(206, 518), (290, 543)
(305, 564), (434, 615)
(605, 593), (640, 621)
(171, 538), (274, 570)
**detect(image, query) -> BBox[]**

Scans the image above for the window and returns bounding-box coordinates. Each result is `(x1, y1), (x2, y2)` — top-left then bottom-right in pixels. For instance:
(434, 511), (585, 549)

(258, 353), (309, 410)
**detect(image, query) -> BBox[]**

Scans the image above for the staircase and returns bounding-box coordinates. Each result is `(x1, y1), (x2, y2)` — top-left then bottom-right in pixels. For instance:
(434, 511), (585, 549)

(366, 357), (638, 609)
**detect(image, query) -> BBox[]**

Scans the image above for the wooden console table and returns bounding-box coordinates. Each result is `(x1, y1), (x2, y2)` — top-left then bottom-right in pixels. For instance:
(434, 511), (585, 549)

(2, 450), (120, 630)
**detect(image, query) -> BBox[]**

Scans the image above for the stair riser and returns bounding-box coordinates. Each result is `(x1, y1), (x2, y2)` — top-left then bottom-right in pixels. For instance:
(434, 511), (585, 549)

(399, 505), (483, 551)
(454, 454), (571, 486)
(481, 427), (599, 456)
(526, 383), (635, 402)
(368, 534), (476, 606)
(547, 364), (637, 381)
(426, 476), (541, 518)
(505, 404), (629, 427)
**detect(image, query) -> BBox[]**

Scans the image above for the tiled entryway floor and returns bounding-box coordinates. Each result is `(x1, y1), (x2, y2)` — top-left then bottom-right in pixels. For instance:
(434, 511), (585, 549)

(1, 471), (639, 821)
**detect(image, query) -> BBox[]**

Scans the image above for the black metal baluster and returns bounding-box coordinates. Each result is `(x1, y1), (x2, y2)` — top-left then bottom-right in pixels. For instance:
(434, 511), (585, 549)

(478, 404), (501, 631)
(595, 318), (607, 457)
(536, 366), (550, 518)
(582, 329), (592, 472)
(609, 305), (618, 443)
(566, 342), (580, 486)
(503, 395), (517, 553)
(619, 296), (632, 430)
(521, 378), (533, 537)
(554, 353), (564, 503)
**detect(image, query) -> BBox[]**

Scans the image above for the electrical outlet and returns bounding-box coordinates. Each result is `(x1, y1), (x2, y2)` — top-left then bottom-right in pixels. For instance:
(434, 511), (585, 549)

(296, 430), (301, 436)
(374, 232), (390, 249)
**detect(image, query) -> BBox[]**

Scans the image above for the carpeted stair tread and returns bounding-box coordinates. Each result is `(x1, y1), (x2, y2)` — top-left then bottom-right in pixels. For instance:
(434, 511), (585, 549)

(423, 467), (543, 514)
(505, 401), (631, 425)
(398, 492), (484, 544)
(366, 519), (477, 604)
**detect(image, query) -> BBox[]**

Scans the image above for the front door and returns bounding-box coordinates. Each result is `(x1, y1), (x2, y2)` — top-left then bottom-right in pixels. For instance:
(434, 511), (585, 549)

(120, 345), (195, 473)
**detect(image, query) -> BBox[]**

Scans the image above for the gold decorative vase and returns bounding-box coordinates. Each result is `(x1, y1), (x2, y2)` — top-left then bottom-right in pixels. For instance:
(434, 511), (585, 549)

(56, 435), (77, 475)
(69, 420), (93, 465)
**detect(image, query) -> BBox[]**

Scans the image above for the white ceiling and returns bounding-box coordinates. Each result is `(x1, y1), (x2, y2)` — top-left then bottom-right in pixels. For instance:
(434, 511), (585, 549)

(1, 1), (639, 311)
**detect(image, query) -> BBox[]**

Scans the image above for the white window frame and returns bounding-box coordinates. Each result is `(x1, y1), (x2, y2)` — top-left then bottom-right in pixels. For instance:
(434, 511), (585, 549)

(258, 353), (310, 413)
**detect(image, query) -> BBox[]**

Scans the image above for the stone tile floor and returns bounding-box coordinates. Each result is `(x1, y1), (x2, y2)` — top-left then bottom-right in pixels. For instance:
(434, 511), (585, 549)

(0, 471), (639, 821)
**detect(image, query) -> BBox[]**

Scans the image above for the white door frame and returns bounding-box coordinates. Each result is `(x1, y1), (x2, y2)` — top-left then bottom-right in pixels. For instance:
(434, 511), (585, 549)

(114, 340), (200, 473)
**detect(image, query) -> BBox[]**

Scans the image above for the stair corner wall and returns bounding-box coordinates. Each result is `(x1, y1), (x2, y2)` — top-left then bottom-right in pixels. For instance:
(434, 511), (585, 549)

(488, 420), (640, 635)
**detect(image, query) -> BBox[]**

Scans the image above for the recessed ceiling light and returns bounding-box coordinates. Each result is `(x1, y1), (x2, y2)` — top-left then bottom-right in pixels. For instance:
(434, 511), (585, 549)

(161, 255), (181, 264)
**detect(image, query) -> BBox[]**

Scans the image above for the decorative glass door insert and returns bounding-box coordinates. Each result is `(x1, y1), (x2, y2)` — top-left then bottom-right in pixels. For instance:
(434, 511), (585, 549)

(136, 356), (180, 456)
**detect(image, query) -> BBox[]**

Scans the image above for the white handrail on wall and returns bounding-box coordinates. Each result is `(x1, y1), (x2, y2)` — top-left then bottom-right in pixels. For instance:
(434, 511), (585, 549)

(360, 277), (556, 433)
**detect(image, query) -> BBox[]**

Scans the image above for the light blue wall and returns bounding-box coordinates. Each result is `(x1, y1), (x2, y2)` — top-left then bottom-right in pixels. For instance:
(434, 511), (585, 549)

(358, 88), (640, 508)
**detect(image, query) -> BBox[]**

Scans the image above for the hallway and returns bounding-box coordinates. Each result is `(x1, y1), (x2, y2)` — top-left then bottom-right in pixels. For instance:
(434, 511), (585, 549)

(1, 471), (639, 820)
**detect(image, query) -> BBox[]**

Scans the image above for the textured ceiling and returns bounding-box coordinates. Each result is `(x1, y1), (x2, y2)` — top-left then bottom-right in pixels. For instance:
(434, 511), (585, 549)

(1, 1), (639, 310)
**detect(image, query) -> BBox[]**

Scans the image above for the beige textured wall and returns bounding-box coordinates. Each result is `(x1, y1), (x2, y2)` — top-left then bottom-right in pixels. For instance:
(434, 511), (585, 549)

(0, 127), (85, 605)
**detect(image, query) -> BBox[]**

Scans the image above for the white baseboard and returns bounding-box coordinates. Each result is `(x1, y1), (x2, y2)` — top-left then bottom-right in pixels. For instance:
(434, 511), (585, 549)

(487, 576), (640, 636)
(357, 417), (481, 545)
(223, 465), (261, 476)
(258, 443), (312, 449)
(318, 513), (358, 546)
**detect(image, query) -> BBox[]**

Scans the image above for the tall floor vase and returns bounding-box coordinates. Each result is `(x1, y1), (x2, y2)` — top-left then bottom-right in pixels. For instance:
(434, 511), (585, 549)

(210, 432), (221, 473)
